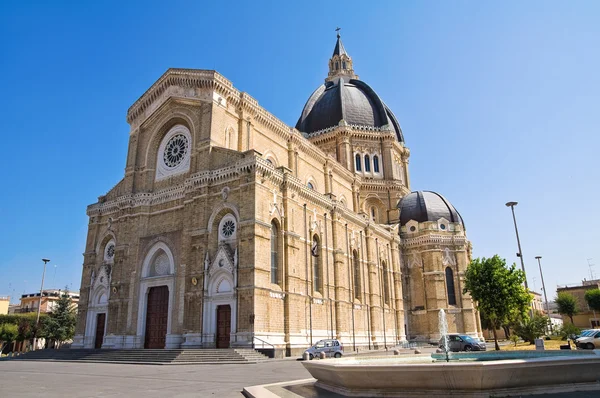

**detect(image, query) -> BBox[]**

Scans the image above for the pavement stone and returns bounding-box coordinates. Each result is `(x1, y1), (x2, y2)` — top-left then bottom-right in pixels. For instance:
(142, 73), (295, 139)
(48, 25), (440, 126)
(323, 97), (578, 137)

(0, 359), (311, 397)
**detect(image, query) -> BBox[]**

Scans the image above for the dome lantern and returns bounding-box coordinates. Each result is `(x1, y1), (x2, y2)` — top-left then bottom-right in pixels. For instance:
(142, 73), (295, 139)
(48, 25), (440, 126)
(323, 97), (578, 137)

(327, 29), (357, 82)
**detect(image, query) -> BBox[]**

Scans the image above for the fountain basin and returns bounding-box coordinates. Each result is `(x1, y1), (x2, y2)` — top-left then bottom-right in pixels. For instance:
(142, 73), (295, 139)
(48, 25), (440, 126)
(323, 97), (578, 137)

(302, 351), (600, 397)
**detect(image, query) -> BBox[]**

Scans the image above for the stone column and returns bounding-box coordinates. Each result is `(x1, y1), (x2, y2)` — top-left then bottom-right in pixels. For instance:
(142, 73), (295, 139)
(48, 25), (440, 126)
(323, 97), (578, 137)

(401, 148), (411, 189)
(381, 136), (395, 180)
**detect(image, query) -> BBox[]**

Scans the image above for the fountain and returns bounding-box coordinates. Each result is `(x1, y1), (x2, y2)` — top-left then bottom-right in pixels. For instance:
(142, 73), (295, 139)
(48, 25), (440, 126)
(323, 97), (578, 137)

(244, 309), (600, 397)
(295, 308), (600, 397)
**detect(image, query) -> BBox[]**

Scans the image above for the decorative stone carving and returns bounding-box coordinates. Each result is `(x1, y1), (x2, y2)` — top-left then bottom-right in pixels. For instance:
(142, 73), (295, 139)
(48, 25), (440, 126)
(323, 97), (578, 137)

(442, 248), (456, 267)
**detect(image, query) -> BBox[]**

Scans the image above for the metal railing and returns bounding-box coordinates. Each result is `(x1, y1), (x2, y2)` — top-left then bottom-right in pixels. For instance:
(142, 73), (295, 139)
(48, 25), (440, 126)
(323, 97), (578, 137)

(252, 337), (274, 350)
(13, 308), (36, 314)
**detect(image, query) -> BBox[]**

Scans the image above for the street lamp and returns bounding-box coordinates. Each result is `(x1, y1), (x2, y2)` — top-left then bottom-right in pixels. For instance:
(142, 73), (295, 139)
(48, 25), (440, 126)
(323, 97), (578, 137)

(535, 256), (553, 333)
(505, 202), (529, 290)
(33, 258), (50, 351)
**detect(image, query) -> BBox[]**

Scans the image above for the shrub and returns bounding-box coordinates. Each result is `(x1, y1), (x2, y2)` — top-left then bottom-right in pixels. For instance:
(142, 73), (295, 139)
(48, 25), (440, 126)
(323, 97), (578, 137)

(509, 334), (519, 347)
(513, 314), (549, 344)
(558, 323), (580, 341)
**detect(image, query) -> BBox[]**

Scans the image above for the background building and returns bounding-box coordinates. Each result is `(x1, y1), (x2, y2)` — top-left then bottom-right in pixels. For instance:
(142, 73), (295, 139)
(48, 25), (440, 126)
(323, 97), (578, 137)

(0, 296), (9, 315)
(556, 279), (600, 329)
(73, 35), (482, 356)
(15, 289), (80, 314)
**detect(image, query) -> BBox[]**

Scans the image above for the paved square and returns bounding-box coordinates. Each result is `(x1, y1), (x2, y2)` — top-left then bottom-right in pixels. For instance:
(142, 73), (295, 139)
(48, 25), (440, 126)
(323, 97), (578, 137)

(0, 360), (311, 397)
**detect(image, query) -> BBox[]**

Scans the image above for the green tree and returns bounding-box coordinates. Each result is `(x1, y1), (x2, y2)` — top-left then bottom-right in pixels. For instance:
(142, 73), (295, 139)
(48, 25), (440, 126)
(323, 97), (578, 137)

(513, 313), (549, 344)
(555, 292), (578, 324)
(42, 289), (76, 348)
(463, 255), (531, 351)
(0, 323), (19, 354)
(584, 289), (600, 313)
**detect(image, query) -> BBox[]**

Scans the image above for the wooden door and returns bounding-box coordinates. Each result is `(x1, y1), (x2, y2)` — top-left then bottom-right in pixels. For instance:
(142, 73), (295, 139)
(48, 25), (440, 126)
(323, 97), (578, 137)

(94, 313), (106, 349)
(216, 305), (231, 348)
(144, 286), (169, 349)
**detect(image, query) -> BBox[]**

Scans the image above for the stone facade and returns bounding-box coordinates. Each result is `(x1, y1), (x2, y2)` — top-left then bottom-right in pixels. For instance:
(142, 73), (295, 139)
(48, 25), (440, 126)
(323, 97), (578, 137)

(73, 38), (482, 356)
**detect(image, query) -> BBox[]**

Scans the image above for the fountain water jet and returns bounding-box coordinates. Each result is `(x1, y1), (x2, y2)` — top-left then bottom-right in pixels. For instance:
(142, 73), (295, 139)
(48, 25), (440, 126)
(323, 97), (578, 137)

(438, 308), (450, 362)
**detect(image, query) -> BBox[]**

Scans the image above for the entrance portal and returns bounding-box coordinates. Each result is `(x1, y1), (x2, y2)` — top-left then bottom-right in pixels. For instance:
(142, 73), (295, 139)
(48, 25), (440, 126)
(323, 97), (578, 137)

(144, 286), (169, 349)
(216, 305), (231, 348)
(94, 313), (106, 349)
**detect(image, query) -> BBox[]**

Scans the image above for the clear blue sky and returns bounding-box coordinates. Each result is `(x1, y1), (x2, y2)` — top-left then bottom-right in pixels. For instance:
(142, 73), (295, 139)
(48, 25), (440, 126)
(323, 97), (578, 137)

(1, 1), (598, 304)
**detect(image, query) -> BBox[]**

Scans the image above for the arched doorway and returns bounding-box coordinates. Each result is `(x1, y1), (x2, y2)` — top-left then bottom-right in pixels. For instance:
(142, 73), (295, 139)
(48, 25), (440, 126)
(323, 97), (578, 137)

(137, 241), (176, 349)
(144, 285), (169, 349)
(216, 305), (231, 348)
(95, 313), (106, 349)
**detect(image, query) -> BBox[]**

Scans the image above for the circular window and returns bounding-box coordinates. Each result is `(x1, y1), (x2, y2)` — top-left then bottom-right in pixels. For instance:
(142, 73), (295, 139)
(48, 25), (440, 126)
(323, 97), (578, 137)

(104, 240), (116, 262)
(222, 220), (235, 237)
(409, 226), (416, 232)
(106, 244), (115, 258)
(163, 134), (189, 168)
(153, 252), (170, 276)
(440, 224), (446, 230)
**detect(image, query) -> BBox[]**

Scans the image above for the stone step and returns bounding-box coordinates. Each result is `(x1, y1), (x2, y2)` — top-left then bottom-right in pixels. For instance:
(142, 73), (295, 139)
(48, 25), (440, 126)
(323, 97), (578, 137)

(11, 348), (269, 364)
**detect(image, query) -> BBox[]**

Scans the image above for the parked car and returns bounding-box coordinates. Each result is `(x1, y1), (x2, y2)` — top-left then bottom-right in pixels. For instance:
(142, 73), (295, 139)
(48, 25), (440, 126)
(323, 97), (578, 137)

(574, 329), (596, 341)
(575, 330), (600, 349)
(439, 334), (487, 352)
(304, 339), (344, 359)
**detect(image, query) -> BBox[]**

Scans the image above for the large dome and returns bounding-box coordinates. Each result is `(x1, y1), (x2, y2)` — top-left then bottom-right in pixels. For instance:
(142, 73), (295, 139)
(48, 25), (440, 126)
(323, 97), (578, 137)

(398, 191), (464, 227)
(295, 77), (404, 142)
(295, 34), (404, 142)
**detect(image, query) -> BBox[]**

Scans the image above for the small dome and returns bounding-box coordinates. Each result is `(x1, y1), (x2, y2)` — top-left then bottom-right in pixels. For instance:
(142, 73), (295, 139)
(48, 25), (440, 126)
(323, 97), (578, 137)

(398, 191), (464, 227)
(296, 77), (403, 142)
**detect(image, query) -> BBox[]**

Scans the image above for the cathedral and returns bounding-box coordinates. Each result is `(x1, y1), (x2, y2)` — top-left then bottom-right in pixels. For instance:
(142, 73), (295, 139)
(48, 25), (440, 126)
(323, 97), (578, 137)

(73, 34), (482, 357)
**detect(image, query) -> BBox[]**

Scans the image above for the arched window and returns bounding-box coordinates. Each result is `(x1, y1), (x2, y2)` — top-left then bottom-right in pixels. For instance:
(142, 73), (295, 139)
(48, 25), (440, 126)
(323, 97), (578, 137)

(364, 155), (371, 172)
(353, 250), (361, 299)
(311, 235), (321, 293)
(446, 267), (457, 305)
(371, 207), (376, 222)
(335, 61), (339, 70)
(355, 154), (362, 172)
(307, 182), (314, 190)
(382, 260), (390, 304)
(271, 222), (279, 284)
(342, 61), (347, 69)
(373, 156), (380, 173)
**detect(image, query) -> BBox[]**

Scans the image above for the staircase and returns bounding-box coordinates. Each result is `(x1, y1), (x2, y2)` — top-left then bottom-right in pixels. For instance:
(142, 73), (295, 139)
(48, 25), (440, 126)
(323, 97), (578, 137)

(9, 348), (270, 365)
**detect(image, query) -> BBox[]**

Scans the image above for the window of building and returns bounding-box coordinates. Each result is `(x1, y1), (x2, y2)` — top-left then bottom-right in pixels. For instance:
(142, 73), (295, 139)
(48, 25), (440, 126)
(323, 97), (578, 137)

(311, 235), (321, 293)
(353, 250), (361, 299)
(271, 222), (279, 284)
(373, 155), (380, 173)
(371, 207), (376, 222)
(364, 155), (371, 172)
(308, 182), (314, 190)
(342, 61), (347, 69)
(335, 61), (339, 70)
(446, 267), (457, 305)
(355, 154), (362, 172)
(382, 260), (390, 304)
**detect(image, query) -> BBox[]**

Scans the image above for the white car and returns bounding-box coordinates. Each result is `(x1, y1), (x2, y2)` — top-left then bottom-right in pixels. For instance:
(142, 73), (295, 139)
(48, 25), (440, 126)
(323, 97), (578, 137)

(575, 329), (600, 349)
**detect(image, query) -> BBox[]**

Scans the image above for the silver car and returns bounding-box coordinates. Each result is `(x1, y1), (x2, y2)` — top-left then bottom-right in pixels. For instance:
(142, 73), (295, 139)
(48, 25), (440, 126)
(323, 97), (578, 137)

(304, 339), (344, 359)
(439, 334), (487, 352)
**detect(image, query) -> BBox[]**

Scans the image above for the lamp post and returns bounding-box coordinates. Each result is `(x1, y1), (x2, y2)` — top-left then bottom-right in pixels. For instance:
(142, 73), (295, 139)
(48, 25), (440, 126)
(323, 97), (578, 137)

(535, 256), (553, 333)
(505, 202), (529, 290)
(33, 258), (50, 351)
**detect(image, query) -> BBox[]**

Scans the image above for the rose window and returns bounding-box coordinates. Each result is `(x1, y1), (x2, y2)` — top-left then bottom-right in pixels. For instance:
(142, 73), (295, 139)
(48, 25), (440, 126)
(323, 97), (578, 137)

(153, 252), (170, 276)
(106, 244), (115, 259)
(163, 134), (189, 168)
(221, 220), (235, 237)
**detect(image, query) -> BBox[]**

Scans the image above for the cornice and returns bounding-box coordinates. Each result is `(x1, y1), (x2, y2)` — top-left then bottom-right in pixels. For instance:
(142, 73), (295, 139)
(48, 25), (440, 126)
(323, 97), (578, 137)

(401, 234), (467, 248)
